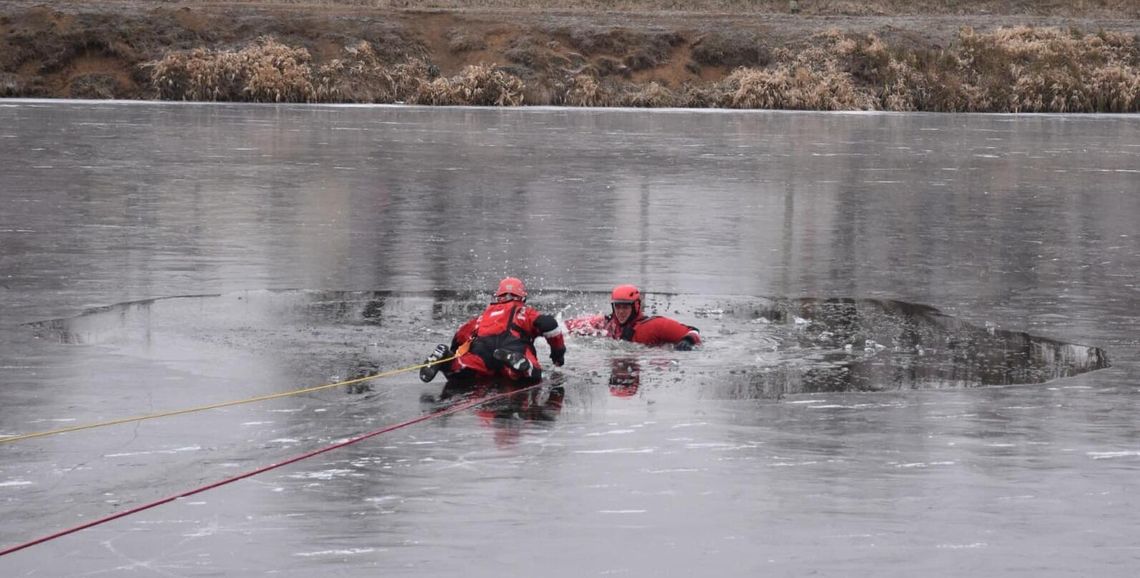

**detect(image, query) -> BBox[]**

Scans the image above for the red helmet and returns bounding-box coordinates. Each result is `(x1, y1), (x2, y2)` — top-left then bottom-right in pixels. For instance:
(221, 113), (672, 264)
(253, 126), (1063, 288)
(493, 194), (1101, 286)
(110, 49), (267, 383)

(495, 277), (527, 302)
(611, 284), (642, 318)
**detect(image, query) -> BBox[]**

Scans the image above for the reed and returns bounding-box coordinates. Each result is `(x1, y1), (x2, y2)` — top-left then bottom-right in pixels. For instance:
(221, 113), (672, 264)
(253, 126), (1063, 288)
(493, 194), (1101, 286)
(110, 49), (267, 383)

(413, 63), (526, 105)
(621, 81), (678, 107)
(209, 0), (1140, 18)
(0, 73), (23, 97)
(314, 42), (433, 102)
(950, 26), (1140, 112)
(714, 30), (876, 110)
(147, 37), (315, 102)
(144, 26), (1140, 112)
(562, 73), (605, 107)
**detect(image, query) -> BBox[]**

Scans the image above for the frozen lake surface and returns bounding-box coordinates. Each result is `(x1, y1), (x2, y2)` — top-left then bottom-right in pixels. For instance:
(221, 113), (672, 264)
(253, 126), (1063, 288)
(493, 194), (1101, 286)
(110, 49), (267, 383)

(1, 102), (1139, 576)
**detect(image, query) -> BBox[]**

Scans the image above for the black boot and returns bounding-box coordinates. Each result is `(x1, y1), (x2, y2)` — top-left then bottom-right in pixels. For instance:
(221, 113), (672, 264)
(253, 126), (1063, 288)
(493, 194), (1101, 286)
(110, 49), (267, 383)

(419, 344), (450, 383)
(493, 348), (532, 376)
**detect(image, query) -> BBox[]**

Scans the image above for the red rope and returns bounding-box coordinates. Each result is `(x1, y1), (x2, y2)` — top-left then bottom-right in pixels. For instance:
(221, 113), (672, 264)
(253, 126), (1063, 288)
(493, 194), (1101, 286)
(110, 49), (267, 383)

(0, 383), (543, 557)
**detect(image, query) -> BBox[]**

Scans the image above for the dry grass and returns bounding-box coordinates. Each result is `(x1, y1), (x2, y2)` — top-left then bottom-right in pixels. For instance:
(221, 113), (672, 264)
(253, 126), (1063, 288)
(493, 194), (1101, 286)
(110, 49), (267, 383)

(209, 1), (1140, 18)
(314, 42), (433, 102)
(147, 37), (315, 102)
(69, 73), (118, 99)
(690, 31), (771, 69)
(0, 73), (25, 97)
(561, 73), (605, 106)
(708, 30), (877, 110)
(706, 25), (1140, 112)
(146, 38), (405, 103)
(144, 26), (1140, 112)
(562, 28), (682, 72)
(950, 26), (1140, 112)
(414, 63), (525, 105)
(718, 64), (875, 110)
(1086, 65), (1140, 112)
(445, 28), (488, 53)
(620, 80), (678, 107)
(148, 38), (524, 105)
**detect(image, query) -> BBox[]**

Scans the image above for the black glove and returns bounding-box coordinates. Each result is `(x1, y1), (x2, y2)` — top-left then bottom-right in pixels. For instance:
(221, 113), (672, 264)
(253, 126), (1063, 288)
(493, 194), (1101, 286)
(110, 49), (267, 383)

(674, 338), (695, 351)
(550, 347), (566, 367)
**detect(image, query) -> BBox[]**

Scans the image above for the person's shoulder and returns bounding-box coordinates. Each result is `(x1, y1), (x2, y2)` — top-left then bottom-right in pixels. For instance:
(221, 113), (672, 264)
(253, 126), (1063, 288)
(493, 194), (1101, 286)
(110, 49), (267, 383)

(524, 306), (560, 325)
(636, 315), (698, 341)
(637, 314), (681, 326)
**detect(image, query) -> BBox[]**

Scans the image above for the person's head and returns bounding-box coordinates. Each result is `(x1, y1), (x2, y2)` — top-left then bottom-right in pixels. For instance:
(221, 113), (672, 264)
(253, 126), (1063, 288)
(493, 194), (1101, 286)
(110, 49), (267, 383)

(610, 284), (641, 324)
(495, 277), (527, 303)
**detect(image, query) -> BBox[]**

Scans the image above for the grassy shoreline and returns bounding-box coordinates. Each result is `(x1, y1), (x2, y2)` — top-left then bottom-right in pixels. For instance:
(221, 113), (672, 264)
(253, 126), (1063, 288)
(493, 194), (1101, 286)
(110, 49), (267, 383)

(3, 1), (1139, 111)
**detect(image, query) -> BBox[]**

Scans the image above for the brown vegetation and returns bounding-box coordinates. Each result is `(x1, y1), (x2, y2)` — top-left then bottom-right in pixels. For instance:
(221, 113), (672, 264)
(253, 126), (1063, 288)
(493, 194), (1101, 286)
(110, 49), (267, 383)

(138, 26), (1140, 112)
(208, 0), (1140, 19)
(3, 1), (1140, 111)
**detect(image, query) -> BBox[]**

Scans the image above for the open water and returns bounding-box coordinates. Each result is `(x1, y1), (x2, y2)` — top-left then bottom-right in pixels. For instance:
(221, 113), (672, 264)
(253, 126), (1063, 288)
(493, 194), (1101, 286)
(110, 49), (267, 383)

(1, 101), (1138, 576)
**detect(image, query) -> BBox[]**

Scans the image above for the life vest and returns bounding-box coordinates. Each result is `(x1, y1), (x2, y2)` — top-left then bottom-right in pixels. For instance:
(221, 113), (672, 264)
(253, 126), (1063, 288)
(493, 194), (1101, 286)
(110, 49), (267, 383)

(465, 301), (530, 366)
(607, 314), (699, 346)
(474, 301), (526, 341)
(610, 314), (655, 341)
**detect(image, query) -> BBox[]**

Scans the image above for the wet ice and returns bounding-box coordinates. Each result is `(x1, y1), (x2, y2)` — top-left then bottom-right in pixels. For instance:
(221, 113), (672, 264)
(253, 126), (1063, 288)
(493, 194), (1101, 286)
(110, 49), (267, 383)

(2, 103), (1139, 576)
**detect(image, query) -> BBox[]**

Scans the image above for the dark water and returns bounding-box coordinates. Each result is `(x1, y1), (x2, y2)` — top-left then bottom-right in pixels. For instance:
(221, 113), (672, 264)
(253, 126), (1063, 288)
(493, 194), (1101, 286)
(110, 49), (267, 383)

(1, 101), (1139, 576)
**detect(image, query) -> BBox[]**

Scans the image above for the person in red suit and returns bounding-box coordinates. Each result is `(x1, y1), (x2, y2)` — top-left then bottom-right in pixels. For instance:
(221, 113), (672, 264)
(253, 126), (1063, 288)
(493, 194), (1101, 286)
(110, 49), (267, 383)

(565, 284), (701, 350)
(420, 277), (567, 387)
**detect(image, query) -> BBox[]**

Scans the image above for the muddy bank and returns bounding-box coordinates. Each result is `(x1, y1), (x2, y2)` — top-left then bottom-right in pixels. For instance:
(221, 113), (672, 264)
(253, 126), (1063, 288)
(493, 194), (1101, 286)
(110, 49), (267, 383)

(2, 1), (1139, 111)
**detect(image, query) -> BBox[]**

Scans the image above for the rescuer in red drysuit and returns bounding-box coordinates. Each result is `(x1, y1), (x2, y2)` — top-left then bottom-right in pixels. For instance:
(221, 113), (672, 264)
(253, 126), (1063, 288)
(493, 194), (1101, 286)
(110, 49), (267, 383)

(565, 284), (701, 350)
(419, 277), (567, 387)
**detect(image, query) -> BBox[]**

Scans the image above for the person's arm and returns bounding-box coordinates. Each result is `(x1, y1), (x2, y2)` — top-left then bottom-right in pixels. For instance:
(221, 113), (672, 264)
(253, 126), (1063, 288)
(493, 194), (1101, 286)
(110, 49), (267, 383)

(673, 330), (700, 351)
(534, 313), (567, 366)
(449, 317), (478, 352)
(638, 317), (700, 349)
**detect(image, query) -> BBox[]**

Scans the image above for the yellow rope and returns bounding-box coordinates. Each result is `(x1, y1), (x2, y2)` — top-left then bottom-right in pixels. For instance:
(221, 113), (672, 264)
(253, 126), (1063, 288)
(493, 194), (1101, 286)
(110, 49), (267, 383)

(0, 355), (457, 445)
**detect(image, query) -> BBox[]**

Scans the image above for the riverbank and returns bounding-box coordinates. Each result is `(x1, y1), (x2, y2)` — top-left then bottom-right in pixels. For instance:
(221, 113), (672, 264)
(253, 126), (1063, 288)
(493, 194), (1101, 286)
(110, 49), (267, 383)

(2, 1), (1139, 111)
